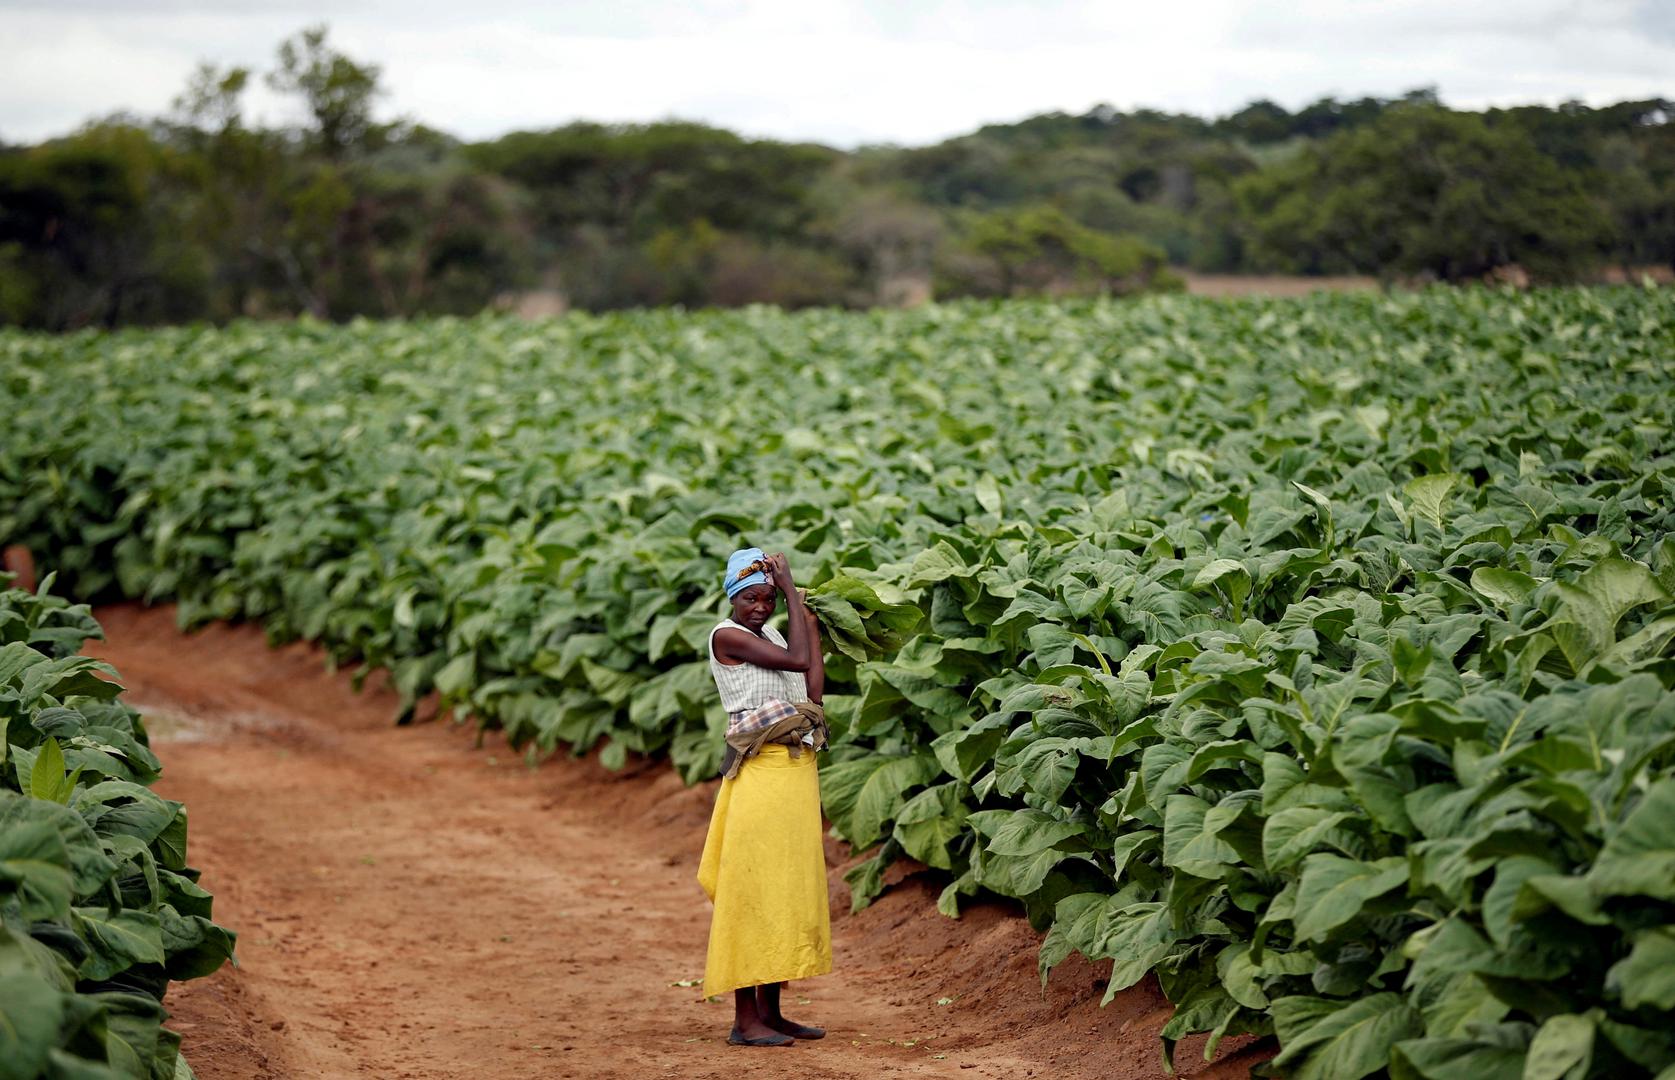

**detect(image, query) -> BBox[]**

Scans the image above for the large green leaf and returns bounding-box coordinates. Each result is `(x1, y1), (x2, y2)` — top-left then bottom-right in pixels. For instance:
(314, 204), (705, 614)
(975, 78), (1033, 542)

(1291, 854), (1409, 942)
(1605, 927), (1675, 1011)
(973, 844), (1079, 899)
(158, 905), (237, 980)
(1470, 567), (1541, 610)
(0, 810), (75, 920)
(1588, 779), (1675, 902)
(72, 907), (166, 981)
(1000, 737), (1080, 802)
(1390, 1036), (1525, 1080)
(819, 752), (938, 848)
(1547, 557), (1672, 667)
(1098, 903), (1179, 998)
(1262, 806), (1352, 872)
(1270, 992), (1424, 1080)
(1522, 1012), (1597, 1080)
(977, 808), (1087, 857)
(73, 782), (179, 847)
(1163, 793), (1251, 879)
(0, 973), (64, 1080)
(30, 737), (76, 803)
(1404, 474), (1461, 534)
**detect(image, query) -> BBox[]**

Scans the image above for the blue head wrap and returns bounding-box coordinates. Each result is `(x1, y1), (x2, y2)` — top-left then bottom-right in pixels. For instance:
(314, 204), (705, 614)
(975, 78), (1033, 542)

(725, 547), (769, 599)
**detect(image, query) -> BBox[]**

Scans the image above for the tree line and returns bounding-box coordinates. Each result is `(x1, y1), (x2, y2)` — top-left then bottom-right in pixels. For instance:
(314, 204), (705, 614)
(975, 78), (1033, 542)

(2, 26), (1670, 330)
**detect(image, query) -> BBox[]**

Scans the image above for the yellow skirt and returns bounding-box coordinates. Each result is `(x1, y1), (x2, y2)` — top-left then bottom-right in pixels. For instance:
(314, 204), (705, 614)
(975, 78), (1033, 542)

(697, 743), (832, 996)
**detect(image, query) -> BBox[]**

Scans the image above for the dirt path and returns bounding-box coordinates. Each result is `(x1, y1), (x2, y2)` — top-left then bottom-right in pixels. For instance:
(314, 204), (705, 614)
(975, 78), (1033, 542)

(87, 604), (1266, 1080)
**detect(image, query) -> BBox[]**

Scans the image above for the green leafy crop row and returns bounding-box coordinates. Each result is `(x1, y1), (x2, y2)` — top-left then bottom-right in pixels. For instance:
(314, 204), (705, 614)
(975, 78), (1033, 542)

(0, 579), (235, 1080)
(2, 287), (1672, 1077)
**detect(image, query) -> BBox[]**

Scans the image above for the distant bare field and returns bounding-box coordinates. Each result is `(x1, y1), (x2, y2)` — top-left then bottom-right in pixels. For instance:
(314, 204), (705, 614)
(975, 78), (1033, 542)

(1597, 265), (1675, 285)
(496, 269), (1668, 318)
(1182, 267), (1673, 297)
(1180, 273), (1380, 297)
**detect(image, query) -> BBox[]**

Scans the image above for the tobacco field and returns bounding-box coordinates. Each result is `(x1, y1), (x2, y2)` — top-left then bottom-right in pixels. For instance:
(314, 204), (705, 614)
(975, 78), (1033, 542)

(3, 286), (1673, 1078)
(0, 580), (236, 1079)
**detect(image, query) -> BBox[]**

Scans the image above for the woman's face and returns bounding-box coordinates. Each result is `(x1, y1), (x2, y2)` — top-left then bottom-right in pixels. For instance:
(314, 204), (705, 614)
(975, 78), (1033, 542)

(731, 584), (777, 632)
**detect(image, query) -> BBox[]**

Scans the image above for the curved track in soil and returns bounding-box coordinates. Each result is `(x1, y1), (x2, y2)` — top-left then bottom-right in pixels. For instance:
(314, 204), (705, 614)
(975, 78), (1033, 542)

(88, 603), (1267, 1080)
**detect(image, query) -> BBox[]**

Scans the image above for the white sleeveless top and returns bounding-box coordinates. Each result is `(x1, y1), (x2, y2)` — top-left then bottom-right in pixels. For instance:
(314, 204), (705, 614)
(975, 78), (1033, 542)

(708, 619), (809, 715)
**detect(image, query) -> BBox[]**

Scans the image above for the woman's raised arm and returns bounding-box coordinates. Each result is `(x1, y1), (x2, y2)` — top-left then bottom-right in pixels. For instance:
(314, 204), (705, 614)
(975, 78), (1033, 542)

(713, 553), (813, 670)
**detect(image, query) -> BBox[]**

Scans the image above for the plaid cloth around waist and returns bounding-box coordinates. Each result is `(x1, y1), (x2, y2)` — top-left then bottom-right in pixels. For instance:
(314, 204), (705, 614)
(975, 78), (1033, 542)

(726, 698), (801, 738)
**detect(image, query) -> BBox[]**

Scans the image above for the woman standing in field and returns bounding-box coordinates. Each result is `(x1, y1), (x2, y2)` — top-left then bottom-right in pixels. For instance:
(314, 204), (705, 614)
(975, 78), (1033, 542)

(697, 547), (831, 1047)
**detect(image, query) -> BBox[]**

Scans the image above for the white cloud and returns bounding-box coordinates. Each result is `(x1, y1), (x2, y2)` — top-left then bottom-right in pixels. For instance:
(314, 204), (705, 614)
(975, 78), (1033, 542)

(0, 0), (1669, 146)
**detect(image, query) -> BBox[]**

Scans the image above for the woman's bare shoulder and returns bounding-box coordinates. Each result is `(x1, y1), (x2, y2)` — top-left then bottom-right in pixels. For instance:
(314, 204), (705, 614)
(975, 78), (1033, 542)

(712, 622), (756, 664)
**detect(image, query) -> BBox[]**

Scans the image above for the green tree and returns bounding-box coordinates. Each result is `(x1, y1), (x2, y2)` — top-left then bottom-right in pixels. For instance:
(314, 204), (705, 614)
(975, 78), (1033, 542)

(267, 25), (384, 161)
(0, 124), (204, 328)
(174, 62), (250, 136)
(164, 62), (298, 318)
(1484, 99), (1675, 275)
(468, 122), (834, 307)
(1602, 122), (1675, 274)
(824, 188), (943, 305)
(469, 122), (834, 240)
(1236, 105), (1611, 281)
(353, 136), (532, 316)
(1220, 99), (1294, 145)
(941, 204), (1176, 297)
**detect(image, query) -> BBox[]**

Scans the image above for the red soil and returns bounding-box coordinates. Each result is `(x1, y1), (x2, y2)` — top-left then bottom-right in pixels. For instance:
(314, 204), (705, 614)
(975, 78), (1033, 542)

(86, 603), (1269, 1080)
(3, 544), (36, 593)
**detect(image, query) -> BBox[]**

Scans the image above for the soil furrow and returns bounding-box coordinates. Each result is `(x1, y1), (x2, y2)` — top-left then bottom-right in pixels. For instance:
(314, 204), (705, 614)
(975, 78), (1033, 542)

(88, 603), (1265, 1080)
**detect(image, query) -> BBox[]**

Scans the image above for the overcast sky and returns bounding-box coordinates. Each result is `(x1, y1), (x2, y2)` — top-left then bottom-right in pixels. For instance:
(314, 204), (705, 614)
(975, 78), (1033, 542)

(3, 0), (1672, 147)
